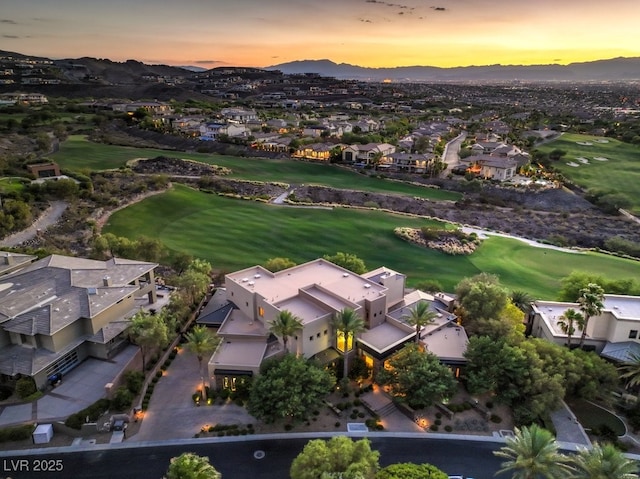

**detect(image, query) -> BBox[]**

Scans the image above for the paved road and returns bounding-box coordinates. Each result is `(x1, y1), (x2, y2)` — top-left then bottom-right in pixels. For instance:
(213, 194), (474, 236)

(0, 436), (503, 479)
(0, 201), (68, 247)
(441, 132), (466, 177)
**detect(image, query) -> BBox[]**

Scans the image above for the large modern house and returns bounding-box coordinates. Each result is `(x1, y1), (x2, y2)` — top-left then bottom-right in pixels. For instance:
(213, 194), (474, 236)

(207, 259), (468, 390)
(0, 253), (158, 388)
(530, 294), (640, 362)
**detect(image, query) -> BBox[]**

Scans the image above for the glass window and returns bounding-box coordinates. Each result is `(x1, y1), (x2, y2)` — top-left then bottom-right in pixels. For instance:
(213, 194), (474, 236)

(630, 330), (638, 339)
(336, 331), (353, 352)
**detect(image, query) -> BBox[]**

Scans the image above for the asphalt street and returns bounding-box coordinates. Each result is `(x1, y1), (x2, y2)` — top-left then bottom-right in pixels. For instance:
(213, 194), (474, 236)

(0, 436), (502, 479)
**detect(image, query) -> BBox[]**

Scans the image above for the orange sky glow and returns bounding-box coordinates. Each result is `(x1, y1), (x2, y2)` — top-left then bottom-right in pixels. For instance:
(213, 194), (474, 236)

(2, 0), (640, 68)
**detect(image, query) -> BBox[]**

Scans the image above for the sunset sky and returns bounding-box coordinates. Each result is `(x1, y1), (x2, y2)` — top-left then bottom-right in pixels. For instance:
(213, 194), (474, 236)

(2, 0), (640, 68)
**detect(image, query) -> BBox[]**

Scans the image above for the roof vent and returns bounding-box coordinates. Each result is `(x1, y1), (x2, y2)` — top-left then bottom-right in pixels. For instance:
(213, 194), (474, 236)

(87, 287), (97, 295)
(242, 278), (249, 282)
(103, 276), (111, 287)
(248, 281), (255, 286)
(343, 273), (349, 277)
(254, 274), (261, 279)
(364, 284), (371, 289)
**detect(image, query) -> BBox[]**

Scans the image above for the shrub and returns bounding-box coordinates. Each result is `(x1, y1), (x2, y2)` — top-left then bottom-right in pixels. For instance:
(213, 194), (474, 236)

(112, 387), (134, 411)
(335, 422), (341, 428)
(0, 385), (13, 401)
(490, 414), (502, 423)
(0, 424), (34, 443)
(375, 424), (384, 431)
(444, 425), (453, 432)
(485, 401), (494, 409)
(429, 424), (439, 432)
(155, 371), (163, 378)
(16, 377), (36, 399)
(435, 412), (442, 419)
(65, 398), (111, 429)
(434, 419), (442, 426)
(124, 370), (144, 395)
(284, 424), (293, 431)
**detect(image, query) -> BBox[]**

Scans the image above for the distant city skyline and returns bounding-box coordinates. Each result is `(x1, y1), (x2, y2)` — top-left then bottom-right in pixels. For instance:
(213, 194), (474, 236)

(2, 0), (640, 69)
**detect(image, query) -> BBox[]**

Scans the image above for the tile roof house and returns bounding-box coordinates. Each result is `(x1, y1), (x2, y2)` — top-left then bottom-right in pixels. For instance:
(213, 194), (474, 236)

(341, 143), (396, 164)
(207, 259), (468, 390)
(530, 295), (640, 361)
(0, 254), (157, 387)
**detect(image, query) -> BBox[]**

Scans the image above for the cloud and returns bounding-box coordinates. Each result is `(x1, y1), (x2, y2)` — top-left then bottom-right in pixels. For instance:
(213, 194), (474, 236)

(431, 6), (447, 11)
(359, 18), (373, 23)
(0, 19), (18, 24)
(194, 60), (225, 65)
(2, 35), (20, 38)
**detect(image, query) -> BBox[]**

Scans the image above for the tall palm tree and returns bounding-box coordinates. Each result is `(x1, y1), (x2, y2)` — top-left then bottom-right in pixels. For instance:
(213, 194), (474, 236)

(577, 283), (605, 349)
(571, 442), (639, 479)
(332, 308), (366, 379)
(185, 325), (219, 400)
(557, 308), (583, 349)
(494, 424), (572, 479)
(269, 310), (303, 354)
(619, 352), (640, 390)
(404, 301), (438, 344)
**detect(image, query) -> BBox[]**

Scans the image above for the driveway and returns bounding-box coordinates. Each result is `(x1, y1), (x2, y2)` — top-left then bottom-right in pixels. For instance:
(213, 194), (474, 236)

(131, 347), (255, 442)
(0, 345), (139, 426)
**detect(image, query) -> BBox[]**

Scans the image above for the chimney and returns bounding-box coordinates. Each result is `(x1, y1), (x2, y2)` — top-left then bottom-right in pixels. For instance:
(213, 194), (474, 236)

(103, 276), (111, 287)
(4, 253), (13, 266)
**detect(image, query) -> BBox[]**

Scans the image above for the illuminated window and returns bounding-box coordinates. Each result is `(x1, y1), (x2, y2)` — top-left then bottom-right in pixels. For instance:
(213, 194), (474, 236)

(258, 307), (264, 317)
(336, 331), (354, 353)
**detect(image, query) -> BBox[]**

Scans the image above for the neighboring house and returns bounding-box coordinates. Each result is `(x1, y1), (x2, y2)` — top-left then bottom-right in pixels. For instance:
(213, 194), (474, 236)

(292, 143), (335, 161)
(302, 125), (331, 138)
(530, 295), (640, 362)
(0, 252), (36, 277)
(207, 259), (468, 390)
(477, 157), (517, 181)
(0, 254), (158, 388)
(381, 153), (434, 173)
(112, 101), (172, 115)
(220, 108), (258, 123)
(199, 122), (249, 140)
(27, 162), (61, 178)
(342, 143), (396, 164)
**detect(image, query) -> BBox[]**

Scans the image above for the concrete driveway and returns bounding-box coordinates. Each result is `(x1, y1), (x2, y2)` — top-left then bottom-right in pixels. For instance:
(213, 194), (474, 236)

(131, 347), (255, 442)
(0, 345), (139, 426)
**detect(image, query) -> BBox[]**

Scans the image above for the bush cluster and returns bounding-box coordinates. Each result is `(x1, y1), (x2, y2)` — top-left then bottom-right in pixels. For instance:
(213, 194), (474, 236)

(16, 377), (37, 399)
(65, 398), (111, 429)
(0, 424), (34, 443)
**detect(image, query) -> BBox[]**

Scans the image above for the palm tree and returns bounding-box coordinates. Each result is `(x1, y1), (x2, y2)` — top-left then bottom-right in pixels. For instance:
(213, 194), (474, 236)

(571, 442), (639, 479)
(494, 424), (572, 479)
(332, 308), (366, 380)
(404, 301), (438, 344)
(511, 290), (534, 314)
(269, 310), (303, 354)
(557, 308), (583, 349)
(185, 325), (219, 400)
(619, 352), (640, 390)
(577, 283), (605, 348)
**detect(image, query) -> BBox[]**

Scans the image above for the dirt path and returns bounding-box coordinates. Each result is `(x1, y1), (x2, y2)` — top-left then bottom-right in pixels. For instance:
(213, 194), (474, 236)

(95, 187), (169, 233)
(0, 201), (68, 247)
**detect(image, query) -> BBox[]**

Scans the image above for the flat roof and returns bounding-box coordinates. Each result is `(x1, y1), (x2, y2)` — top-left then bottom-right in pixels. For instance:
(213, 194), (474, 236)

(210, 340), (266, 369)
(533, 301), (584, 336)
(605, 295), (640, 320)
(226, 259), (386, 307)
(217, 309), (268, 337)
(423, 323), (468, 361)
(359, 321), (413, 353)
(274, 296), (331, 324)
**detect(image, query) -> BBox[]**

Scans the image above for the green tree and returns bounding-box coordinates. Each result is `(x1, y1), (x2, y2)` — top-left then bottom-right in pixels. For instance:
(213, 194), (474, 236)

(619, 352), (640, 390)
(577, 283), (605, 348)
(269, 310), (303, 354)
(403, 301), (438, 344)
(185, 325), (220, 400)
(559, 272), (603, 302)
(455, 273), (509, 327)
(135, 235), (167, 263)
(129, 309), (169, 372)
(494, 424), (572, 479)
(248, 354), (334, 424)
(376, 462), (447, 479)
(323, 252), (367, 274)
(571, 442), (639, 479)
(557, 308), (583, 348)
(290, 436), (379, 479)
(166, 452), (221, 479)
(263, 257), (296, 272)
(333, 308), (366, 379)
(377, 343), (457, 409)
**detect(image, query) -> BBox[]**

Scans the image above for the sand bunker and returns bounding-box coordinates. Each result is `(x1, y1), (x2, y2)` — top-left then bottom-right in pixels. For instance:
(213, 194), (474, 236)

(576, 141), (593, 146)
(596, 139), (609, 143)
(593, 156), (609, 161)
(576, 157), (589, 164)
(566, 162), (580, 167)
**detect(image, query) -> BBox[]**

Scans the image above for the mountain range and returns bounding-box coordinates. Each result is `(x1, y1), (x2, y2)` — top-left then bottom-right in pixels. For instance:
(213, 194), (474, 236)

(267, 57), (640, 82)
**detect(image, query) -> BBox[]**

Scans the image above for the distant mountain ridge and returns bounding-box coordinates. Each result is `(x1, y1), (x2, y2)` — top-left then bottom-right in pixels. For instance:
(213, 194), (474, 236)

(267, 57), (640, 82)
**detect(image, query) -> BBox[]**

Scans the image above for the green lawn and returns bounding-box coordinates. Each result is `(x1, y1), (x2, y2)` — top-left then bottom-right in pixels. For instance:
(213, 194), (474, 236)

(0, 177), (29, 194)
(537, 133), (640, 213)
(103, 185), (640, 299)
(51, 135), (460, 201)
